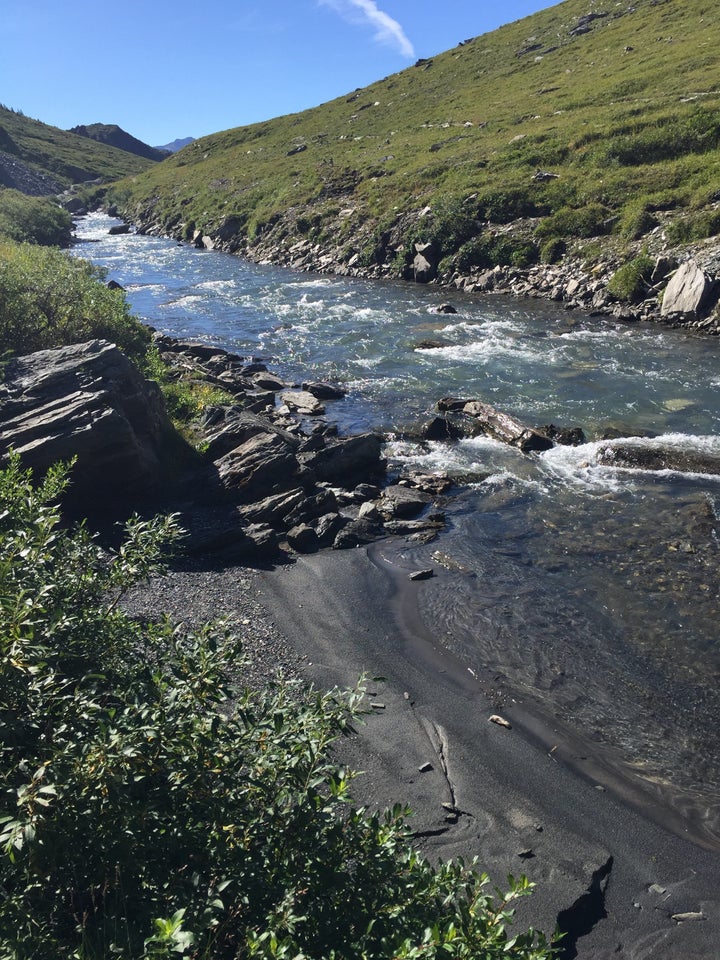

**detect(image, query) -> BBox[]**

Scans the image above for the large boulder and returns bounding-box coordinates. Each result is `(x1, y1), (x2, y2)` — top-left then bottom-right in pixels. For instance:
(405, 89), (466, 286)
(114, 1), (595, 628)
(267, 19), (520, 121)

(214, 431), (300, 499)
(660, 261), (717, 319)
(299, 432), (383, 484)
(0, 339), (172, 501)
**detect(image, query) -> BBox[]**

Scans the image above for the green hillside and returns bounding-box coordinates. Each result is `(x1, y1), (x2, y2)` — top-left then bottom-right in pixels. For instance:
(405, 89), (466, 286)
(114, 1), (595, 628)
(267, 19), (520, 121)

(110, 0), (720, 275)
(0, 105), (155, 195)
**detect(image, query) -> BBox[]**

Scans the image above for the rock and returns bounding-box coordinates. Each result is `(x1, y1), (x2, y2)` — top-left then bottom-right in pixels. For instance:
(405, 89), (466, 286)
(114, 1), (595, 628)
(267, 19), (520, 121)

(301, 380), (347, 400)
(429, 303), (457, 314)
(671, 912), (705, 923)
(489, 715), (512, 729)
(413, 242), (437, 283)
(108, 223), (131, 235)
(0, 339), (172, 504)
(437, 397), (470, 412)
(409, 568), (434, 581)
(542, 424), (587, 446)
(416, 339), (447, 350)
(332, 517), (383, 549)
(252, 371), (286, 391)
(280, 390), (326, 416)
(661, 261), (717, 319)
(204, 410), (300, 461)
(237, 488), (307, 526)
(214, 431), (299, 499)
(283, 488), (339, 527)
(463, 400), (554, 453)
(418, 762), (433, 772)
(596, 442), (720, 475)
(310, 512), (347, 546)
(286, 523), (320, 553)
(358, 500), (381, 520)
(421, 415), (464, 441)
(379, 484), (433, 519)
(300, 432), (383, 484)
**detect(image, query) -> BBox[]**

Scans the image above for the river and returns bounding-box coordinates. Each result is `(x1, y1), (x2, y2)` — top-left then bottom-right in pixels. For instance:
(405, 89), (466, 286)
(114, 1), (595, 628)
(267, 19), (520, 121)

(72, 212), (720, 842)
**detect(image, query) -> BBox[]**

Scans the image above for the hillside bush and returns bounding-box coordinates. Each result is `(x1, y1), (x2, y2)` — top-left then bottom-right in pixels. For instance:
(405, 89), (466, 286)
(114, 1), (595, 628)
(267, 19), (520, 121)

(0, 455), (556, 960)
(0, 189), (72, 246)
(455, 233), (538, 273)
(0, 241), (150, 358)
(606, 253), (655, 303)
(539, 237), (566, 264)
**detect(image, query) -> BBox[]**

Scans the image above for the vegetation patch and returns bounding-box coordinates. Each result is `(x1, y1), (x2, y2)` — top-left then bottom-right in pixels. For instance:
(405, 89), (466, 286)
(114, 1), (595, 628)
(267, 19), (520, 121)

(606, 252), (656, 303)
(0, 456), (556, 959)
(0, 190), (72, 246)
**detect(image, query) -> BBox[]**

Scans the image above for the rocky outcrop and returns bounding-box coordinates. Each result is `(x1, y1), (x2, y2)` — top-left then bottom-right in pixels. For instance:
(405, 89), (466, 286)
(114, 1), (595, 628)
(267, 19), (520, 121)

(660, 261), (718, 320)
(0, 339), (173, 501)
(596, 442), (720, 476)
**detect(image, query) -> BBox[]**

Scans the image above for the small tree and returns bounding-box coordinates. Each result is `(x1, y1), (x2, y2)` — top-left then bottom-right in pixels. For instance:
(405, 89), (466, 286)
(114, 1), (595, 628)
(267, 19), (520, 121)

(0, 456), (555, 960)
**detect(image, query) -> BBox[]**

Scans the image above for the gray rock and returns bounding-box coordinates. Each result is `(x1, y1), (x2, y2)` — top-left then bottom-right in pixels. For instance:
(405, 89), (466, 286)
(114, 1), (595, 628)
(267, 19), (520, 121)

(379, 484), (433, 519)
(332, 517), (383, 549)
(237, 488), (307, 526)
(0, 339), (172, 502)
(204, 410), (299, 461)
(280, 390), (326, 416)
(310, 512), (347, 546)
(287, 523), (319, 553)
(301, 380), (347, 400)
(300, 432), (383, 484)
(661, 261), (716, 319)
(215, 431), (299, 498)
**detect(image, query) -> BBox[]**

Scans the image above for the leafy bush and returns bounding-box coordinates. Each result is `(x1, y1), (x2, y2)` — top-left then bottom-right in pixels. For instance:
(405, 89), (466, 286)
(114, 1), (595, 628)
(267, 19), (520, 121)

(0, 241), (150, 359)
(606, 253), (655, 303)
(455, 232), (538, 272)
(539, 237), (566, 264)
(141, 344), (234, 425)
(0, 456), (556, 960)
(0, 189), (73, 246)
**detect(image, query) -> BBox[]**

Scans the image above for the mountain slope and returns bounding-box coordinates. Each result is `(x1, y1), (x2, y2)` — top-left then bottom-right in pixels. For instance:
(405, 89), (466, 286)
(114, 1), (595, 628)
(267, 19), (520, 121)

(69, 123), (169, 163)
(109, 0), (720, 278)
(0, 106), (155, 196)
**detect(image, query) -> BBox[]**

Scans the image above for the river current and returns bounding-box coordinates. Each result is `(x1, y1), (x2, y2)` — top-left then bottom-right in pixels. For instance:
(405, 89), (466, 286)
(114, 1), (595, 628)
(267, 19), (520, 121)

(73, 213), (720, 842)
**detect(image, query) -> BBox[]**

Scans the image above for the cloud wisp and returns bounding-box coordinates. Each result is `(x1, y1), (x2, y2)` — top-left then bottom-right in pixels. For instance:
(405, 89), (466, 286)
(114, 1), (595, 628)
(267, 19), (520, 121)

(319, 0), (415, 58)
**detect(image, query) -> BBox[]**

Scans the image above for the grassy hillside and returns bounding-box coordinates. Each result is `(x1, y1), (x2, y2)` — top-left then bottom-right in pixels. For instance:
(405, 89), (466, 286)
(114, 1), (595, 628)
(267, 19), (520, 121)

(0, 105), (155, 195)
(110, 0), (720, 275)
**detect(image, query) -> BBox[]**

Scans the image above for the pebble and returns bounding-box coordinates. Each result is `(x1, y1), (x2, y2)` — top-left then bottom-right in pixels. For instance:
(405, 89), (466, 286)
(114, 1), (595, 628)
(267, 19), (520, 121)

(489, 714), (512, 729)
(408, 568), (434, 581)
(419, 762), (433, 772)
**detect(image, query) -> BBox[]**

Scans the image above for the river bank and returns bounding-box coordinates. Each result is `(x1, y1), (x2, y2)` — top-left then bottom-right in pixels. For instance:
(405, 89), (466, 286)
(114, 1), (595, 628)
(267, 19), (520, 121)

(105, 201), (720, 337)
(121, 539), (720, 960)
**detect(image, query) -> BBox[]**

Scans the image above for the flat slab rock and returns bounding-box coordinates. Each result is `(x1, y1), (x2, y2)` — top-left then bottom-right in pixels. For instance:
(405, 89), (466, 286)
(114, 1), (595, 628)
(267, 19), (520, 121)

(0, 339), (172, 500)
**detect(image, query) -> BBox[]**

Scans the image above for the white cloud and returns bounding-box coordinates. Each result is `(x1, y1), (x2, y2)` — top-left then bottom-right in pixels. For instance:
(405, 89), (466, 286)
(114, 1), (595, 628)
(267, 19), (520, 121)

(319, 0), (415, 58)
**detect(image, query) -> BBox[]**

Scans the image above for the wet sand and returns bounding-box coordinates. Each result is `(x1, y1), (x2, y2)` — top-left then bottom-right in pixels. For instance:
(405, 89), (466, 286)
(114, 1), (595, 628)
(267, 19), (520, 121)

(257, 545), (720, 960)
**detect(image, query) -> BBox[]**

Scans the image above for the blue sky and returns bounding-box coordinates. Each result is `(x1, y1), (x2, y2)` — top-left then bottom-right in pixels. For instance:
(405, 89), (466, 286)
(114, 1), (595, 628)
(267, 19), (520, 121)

(2, 0), (551, 147)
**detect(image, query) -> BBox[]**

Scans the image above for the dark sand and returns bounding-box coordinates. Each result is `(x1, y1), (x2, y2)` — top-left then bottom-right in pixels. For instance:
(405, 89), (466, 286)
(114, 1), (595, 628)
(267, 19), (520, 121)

(257, 545), (720, 960)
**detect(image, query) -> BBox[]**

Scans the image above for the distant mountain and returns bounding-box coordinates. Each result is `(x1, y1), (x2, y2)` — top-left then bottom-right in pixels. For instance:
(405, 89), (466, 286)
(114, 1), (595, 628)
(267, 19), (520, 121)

(69, 124), (169, 163)
(0, 106), (154, 196)
(155, 137), (194, 153)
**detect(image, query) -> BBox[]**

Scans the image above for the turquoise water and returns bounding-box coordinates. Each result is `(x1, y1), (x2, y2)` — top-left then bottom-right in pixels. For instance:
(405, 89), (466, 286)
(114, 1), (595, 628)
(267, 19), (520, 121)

(73, 214), (720, 838)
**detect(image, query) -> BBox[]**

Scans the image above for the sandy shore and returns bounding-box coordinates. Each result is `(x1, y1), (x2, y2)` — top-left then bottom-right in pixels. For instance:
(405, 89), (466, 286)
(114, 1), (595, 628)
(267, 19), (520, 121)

(255, 546), (720, 960)
(125, 545), (720, 959)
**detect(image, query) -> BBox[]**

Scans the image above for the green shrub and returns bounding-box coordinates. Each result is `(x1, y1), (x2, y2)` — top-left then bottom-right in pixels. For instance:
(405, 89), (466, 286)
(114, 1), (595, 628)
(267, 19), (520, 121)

(606, 253), (655, 303)
(0, 189), (73, 246)
(455, 232), (538, 272)
(0, 241), (150, 358)
(0, 456), (556, 960)
(539, 237), (566, 264)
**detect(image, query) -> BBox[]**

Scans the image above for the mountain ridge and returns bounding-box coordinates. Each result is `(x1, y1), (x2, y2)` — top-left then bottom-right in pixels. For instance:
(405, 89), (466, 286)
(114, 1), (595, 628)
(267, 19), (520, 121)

(106, 0), (720, 300)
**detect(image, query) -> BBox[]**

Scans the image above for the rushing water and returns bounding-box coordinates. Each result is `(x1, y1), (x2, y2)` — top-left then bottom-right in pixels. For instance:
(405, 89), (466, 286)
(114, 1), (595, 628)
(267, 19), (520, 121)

(72, 213), (720, 839)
